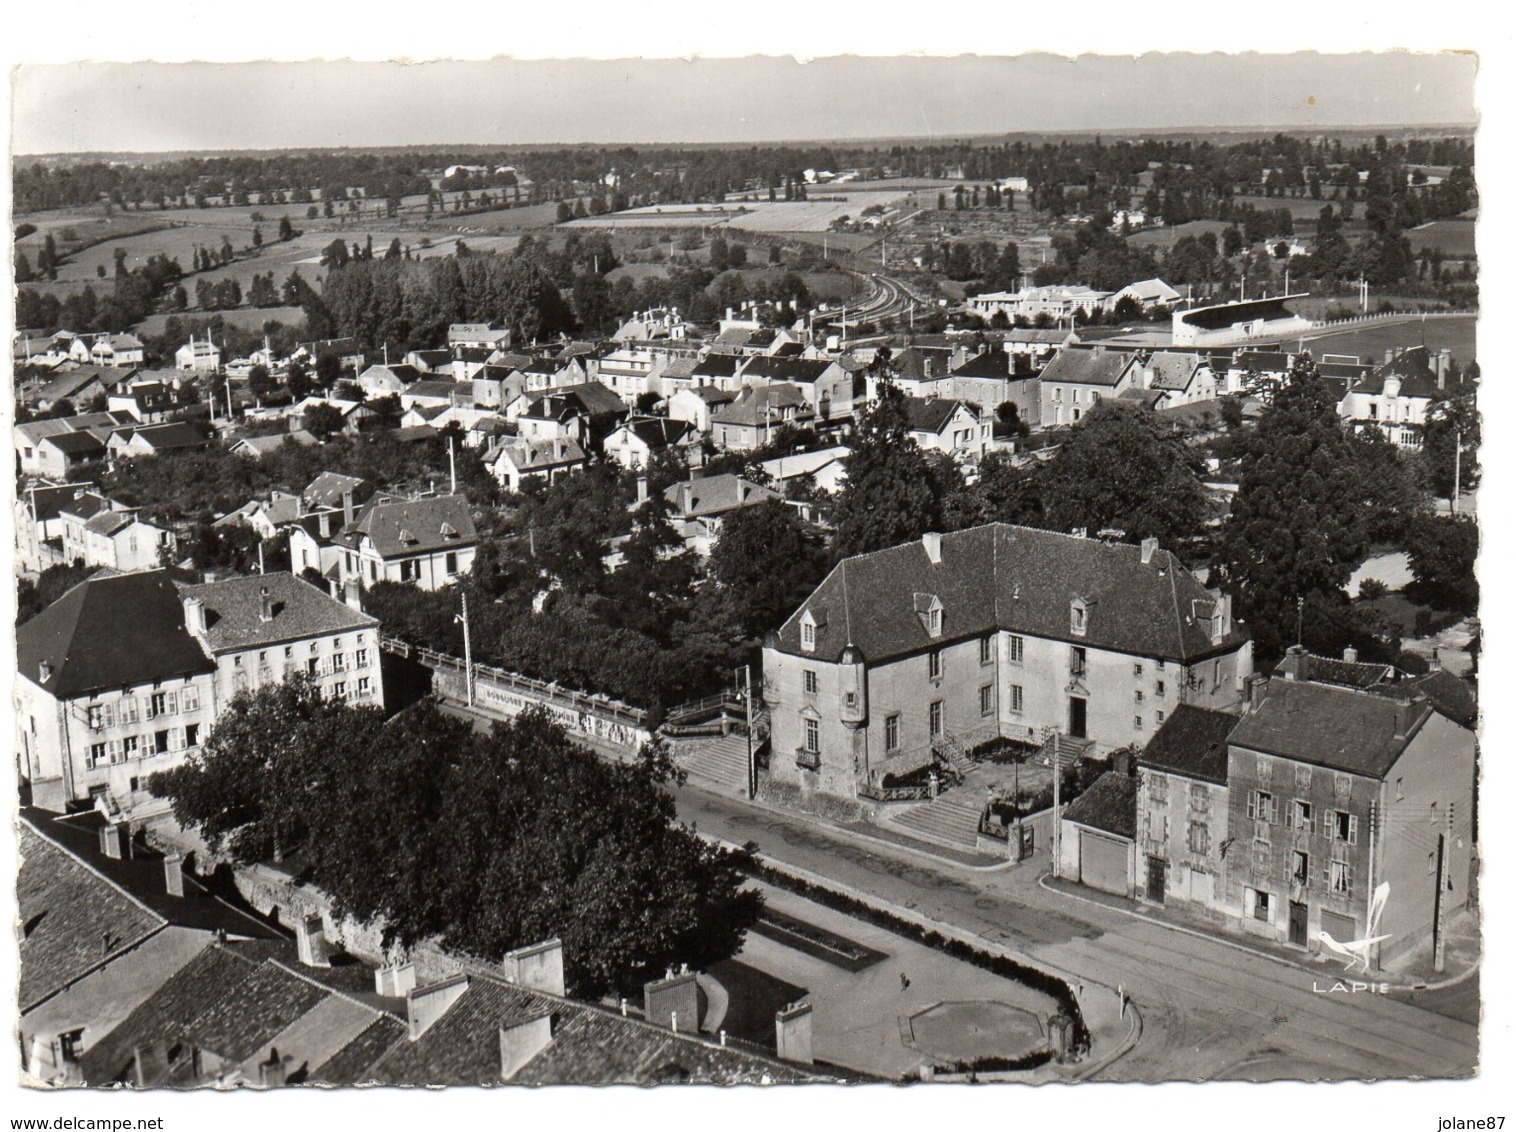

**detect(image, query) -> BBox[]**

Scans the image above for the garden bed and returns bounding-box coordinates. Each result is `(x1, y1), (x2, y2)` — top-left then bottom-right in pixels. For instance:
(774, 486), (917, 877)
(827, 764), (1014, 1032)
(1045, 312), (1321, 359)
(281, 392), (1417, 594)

(749, 909), (888, 973)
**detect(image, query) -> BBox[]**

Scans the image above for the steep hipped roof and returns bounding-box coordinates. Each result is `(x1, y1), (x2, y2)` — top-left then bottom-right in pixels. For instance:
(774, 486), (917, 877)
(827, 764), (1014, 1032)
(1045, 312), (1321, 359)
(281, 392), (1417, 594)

(1348, 345), (1454, 400)
(691, 353), (744, 378)
(1138, 704), (1238, 785)
(1143, 351), (1203, 391)
(905, 397), (976, 434)
(1038, 348), (1140, 388)
(555, 380), (627, 417)
(1227, 680), (1436, 779)
(302, 472), (374, 511)
(619, 417), (696, 449)
(1062, 772), (1138, 840)
(490, 436), (587, 471)
(773, 524), (1247, 666)
(17, 570), (217, 699)
(664, 473), (781, 518)
(118, 422), (207, 452)
(41, 431), (109, 456)
(712, 383), (810, 427)
(334, 495), (478, 559)
(20, 482), (99, 523)
(177, 572), (377, 653)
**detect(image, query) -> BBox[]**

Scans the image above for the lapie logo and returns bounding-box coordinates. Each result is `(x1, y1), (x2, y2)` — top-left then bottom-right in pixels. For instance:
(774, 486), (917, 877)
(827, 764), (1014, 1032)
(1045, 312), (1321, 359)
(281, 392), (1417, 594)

(1314, 881), (1391, 974)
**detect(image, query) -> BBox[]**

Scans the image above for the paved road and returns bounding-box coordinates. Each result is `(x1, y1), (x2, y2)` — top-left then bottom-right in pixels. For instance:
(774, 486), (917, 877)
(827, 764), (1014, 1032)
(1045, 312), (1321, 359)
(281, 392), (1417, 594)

(672, 782), (1479, 1082)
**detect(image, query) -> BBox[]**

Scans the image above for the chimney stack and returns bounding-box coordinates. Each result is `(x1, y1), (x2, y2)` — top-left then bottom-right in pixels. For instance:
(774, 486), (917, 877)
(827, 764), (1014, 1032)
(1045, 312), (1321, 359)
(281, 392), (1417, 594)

(258, 586), (274, 623)
(293, 913), (331, 968)
(1140, 537), (1159, 565)
(375, 961), (417, 998)
(501, 939), (565, 996)
(182, 596), (206, 638)
(258, 1048), (295, 1088)
(774, 1001), (814, 1065)
(1247, 673), (1270, 712)
(407, 976), (470, 1041)
(499, 1013), (555, 1081)
(343, 578), (362, 612)
(922, 531), (943, 564)
(342, 489), (355, 528)
(1281, 644), (1308, 682)
(163, 852), (185, 897)
(318, 510), (332, 540)
(1343, 646), (1359, 665)
(643, 969), (699, 1033)
(99, 821), (131, 860)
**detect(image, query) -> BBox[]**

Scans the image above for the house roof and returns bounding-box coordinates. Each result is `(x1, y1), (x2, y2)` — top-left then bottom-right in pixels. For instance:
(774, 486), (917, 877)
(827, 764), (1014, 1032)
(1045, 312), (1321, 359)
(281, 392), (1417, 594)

(1062, 772), (1137, 840)
(1231, 350), (1292, 373)
(949, 351), (1010, 380)
(619, 417), (696, 449)
(360, 364), (422, 385)
(334, 495), (478, 559)
(1227, 680), (1436, 779)
(37, 368), (110, 403)
(555, 380), (627, 417)
(408, 349), (453, 367)
(739, 356), (833, 384)
(363, 972), (809, 1086)
(1397, 668), (1478, 730)
(83, 510), (135, 537)
(774, 524), (1247, 666)
(1118, 388), (1166, 409)
(713, 327), (754, 348)
(405, 379), (462, 400)
(179, 959), (329, 1065)
(712, 383), (810, 428)
(1271, 649), (1394, 690)
(1138, 704), (1237, 785)
(1143, 351), (1203, 391)
(17, 824), (165, 1010)
(1004, 328), (1074, 345)
(17, 570), (218, 699)
(20, 482), (99, 523)
(491, 436), (587, 471)
(177, 572), (377, 653)
(1348, 346), (1454, 400)
(662, 358), (698, 380)
(303, 472), (374, 511)
(1039, 348), (1140, 388)
(57, 490), (116, 522)
(232, 431), (320, 456)
(905, 397), (976, 434)
(759, 446), (851, 481)
(41, 431), (109, 456)
(16, 411), (136, 446)
(119, 422), (208, 452)
(692, 353), (744, 378)
(664, 474), (781, 518)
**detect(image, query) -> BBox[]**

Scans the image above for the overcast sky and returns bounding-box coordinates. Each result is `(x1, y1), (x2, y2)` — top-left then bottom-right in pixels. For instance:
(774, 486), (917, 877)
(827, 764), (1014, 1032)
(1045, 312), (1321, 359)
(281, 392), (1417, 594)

(12, 52), (1476, 155)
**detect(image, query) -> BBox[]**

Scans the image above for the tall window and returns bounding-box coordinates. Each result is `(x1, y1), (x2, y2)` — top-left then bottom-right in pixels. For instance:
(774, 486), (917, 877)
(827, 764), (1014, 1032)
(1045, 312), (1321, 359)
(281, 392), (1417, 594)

(801, 618), (816, 651)
(1289, 799), (1314, 834)
(804, 718), (819, 753)
(1291, 850), (1311, 886)
(1188, 822), (1210, 855)
(1330, 810), (1358, 845)
(445, 551), (458, 576)
(1247, 790), (1277, 824)
(803, 669), (818, 695)
(885, 714), (900, 752)
(1007, 635), (1024, 664)
(1009, 684), (1024, 713)
(979, 684), (994, 717)
(929, 700), (944, 737)
(1070, 647), (1087, 677)
(980, 637), (994, 666)
(1329, 859), (1353, 896)
(928, 649), (944, 680)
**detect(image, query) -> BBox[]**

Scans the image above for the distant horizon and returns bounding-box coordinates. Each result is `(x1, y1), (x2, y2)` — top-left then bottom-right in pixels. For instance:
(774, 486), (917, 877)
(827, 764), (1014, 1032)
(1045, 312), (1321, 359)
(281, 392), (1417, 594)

(13, 119), (1482, 161)
(12, 54), (1478, 156)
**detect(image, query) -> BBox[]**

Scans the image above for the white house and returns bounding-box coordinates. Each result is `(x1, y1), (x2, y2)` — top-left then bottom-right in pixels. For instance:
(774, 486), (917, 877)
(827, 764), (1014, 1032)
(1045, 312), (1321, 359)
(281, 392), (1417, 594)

(485, 436), (587, 493)
(904, 398), (990, 463)
(1338, 346), (1457, 449)
(328, 494), (479, 592)
(175, 338), (222, 373)
(602, 417), (702, 471)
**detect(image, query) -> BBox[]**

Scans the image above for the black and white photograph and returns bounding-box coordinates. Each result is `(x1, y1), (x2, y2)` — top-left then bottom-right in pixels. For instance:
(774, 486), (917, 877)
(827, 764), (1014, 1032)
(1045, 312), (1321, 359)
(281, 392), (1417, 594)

(3, 7), (1510, 1126)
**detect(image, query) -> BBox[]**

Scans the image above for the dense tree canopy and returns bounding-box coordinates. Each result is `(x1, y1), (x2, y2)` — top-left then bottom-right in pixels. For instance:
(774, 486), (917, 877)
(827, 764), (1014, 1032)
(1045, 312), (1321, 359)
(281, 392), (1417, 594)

(707, 498), (830, 639)
(831, 381), (941, 559)
(152, 689), (761, 997)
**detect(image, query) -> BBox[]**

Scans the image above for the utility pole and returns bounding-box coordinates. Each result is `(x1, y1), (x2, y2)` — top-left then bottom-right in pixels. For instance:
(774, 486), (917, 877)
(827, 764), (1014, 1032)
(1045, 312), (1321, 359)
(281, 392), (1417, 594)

(738, 664), (755, 800)
(257, 540), (265, 575)
(1452, 426), (1462, 515)
(456, 591), (475, 708)
(1434, 802), (1453, 973)
(448, 434), (458, 494)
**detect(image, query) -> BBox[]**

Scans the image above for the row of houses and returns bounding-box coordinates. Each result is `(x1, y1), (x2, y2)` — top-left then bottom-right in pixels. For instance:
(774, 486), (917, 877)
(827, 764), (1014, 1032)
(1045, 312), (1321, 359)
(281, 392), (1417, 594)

(15, 410), (209, 479)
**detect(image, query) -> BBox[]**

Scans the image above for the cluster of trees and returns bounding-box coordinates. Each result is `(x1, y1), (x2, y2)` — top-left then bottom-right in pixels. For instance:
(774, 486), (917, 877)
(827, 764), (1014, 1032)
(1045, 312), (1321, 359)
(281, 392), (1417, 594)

(923, 239), (1021, 286)
(150, 684), (761, 998)
(15, 249), (185, 334)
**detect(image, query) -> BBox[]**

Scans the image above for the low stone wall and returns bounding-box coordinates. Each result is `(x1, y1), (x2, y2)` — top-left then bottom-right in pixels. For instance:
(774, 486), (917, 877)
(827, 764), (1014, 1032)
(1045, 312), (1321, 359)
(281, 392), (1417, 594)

(431, 667), (653, 750)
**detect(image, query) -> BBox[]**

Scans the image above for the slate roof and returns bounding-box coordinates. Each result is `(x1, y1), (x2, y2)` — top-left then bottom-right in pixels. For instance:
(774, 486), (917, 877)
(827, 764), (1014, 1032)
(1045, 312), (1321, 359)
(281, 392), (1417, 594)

(739, 356), (833, 384)
(1138, 704), (1238, 785)
(42, 431), (108, 456)
(119, 422), (208, 452)
(177, 571), (378, 653)
(662, 358), (698, 380)
(231, 431), (320, 457)
(949, 351), (1011, 380)
(334, 494), (478, 558)
(555, 380), (627, 416)
(1062, 772), (1137, 840)
(1227, 680), (1435, 779)
(692, 353), (744, 378)
(1038, 348), (1140, 388)
(774, 524), (1248, 666)
(490, 436), (587, 471)
(312, 1014), (408, 1084)
(405, 379), (462, 401)
(303, 472), (374, 511)
(620, 417), (697, 449)
(57, 490), (116, 521)
(1348, 346), (1455, 400)
(15, 411), (135, 447)
(364, 974), (809, 1086)
(1271, 650), (1394, 690)
(712, 384), (810, 427)
(181, 960), (328, 1064)
(17, 570), (218, 698)
(83, 510), (134, 537)
(17, 825), (163, 1010)
(19, 482), (99, 523)
(1398, 669), (1478, 730)
(772, 340), (807, 358)
(1143, 351), (1203, 391)
(905, 397), (976, 434)
(1231, 350), (1292, 373)
(37, 368), (111, 402)
(665, 474), (781, 518)
(77, 946), (260, 1085)
(408, 349), (453, 369)
(361, 363), (423, 385)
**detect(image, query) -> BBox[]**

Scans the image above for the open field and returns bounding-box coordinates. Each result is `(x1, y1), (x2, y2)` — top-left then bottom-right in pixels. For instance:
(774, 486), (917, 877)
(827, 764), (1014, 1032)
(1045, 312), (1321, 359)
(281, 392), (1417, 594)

(17, 219), (258, 288)
(565, 192), (912, 235)
(1126, 219), (1233, 250)
(1229, 194), (1343, 221)
(1296, 313), (1477, 364)
(134, 305), (302, 338)
(1407, 218), (1477, 259)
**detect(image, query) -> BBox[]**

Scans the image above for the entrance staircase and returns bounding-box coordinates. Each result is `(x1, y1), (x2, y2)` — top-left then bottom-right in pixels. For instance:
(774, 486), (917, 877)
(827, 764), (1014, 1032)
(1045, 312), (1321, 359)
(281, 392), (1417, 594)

(880, 768), (989, 853)
(671, 731), (752, 795)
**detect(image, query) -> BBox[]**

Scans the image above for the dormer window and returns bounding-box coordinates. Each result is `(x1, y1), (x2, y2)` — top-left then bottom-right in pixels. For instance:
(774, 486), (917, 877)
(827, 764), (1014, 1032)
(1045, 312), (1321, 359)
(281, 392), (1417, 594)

(1070, 598), (1089, 637)
(914, 593), (944, 638)
(800, 610), (818, 652)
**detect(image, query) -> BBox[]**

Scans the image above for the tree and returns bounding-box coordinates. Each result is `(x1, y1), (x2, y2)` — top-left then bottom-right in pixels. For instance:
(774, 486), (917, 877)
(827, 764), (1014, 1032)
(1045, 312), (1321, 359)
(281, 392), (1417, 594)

(1215, 354), (1381, 665)
(150, 676), (386, 863)
(304, 401), (345, 440)
(154, 696), (762, 998)
(831, 381), (940, 558)
(1420, 377), (1480, 503)
(1403, 514), (1478, 614)
(1037, 402), (1209, 544)
(708, 498), (830, 638)
(278, 216), (295, 241)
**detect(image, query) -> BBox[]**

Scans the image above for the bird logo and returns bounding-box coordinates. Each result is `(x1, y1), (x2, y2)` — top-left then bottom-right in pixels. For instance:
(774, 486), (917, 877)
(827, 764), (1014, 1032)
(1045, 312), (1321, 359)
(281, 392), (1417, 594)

(1315, 881), (1391, 973)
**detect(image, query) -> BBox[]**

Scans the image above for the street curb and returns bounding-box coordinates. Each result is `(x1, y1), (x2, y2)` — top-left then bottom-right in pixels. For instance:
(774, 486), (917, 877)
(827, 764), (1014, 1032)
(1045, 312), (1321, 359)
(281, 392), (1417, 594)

(1038, 873), (1480, 995)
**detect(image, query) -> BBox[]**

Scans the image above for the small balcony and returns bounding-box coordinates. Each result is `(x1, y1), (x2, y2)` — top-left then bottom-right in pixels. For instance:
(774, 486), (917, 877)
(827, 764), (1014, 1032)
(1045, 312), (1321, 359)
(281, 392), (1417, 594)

(795, 747), (821, 771)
